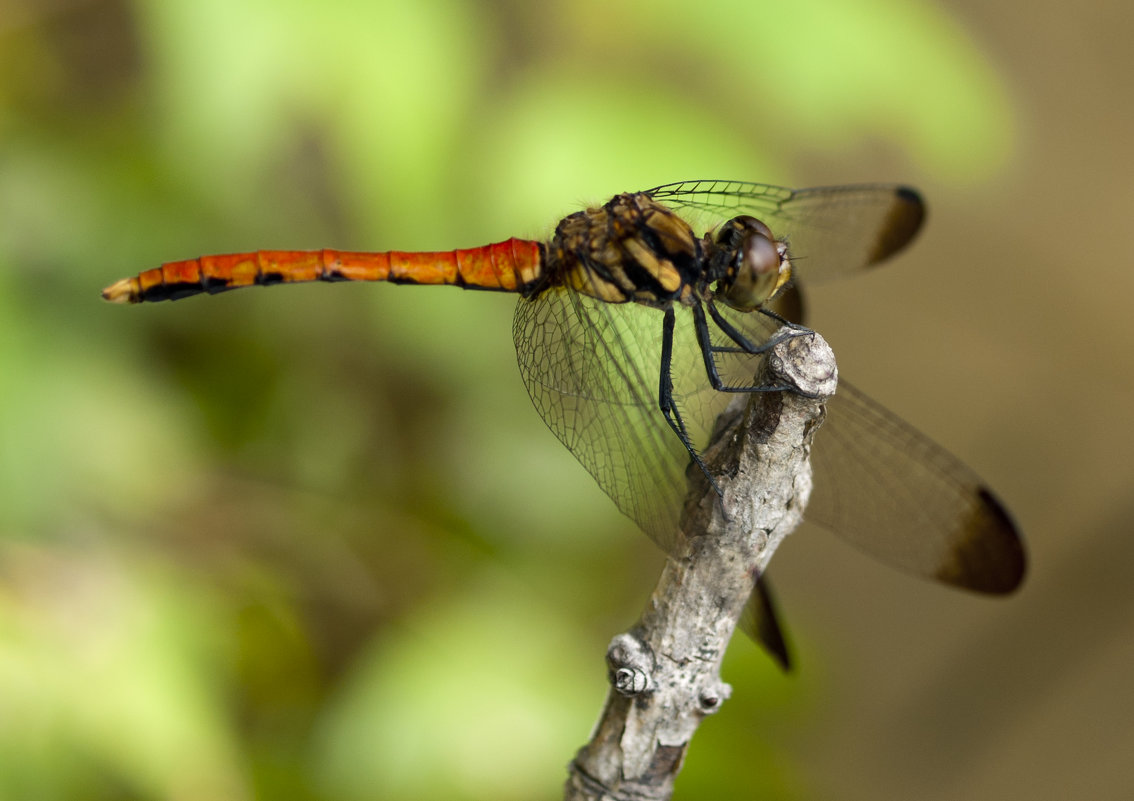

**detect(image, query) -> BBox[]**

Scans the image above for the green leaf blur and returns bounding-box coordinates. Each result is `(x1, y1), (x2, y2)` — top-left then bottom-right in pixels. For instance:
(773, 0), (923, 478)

(0, 0), (1016, 799)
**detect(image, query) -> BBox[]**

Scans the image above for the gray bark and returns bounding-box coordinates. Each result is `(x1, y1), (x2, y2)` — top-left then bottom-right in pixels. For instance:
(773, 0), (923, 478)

(564, 328), (836, 800)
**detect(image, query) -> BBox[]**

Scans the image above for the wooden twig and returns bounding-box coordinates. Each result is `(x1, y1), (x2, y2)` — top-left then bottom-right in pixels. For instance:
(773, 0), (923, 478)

(564, 328), (837, 801)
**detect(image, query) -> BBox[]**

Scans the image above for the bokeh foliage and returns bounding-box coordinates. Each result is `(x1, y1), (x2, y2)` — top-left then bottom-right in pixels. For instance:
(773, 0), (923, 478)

(0, 0), (1011, 798)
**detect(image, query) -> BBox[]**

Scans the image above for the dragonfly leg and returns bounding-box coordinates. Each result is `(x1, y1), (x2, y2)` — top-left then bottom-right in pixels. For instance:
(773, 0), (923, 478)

(748, 304), (811, 332)
(705, 298), (810, 356)
(694, 301), (811, 395)
(660, 307), (723, 496)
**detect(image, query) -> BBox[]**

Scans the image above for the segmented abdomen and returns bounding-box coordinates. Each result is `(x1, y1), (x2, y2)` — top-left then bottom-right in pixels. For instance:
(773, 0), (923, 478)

(101, 238), (546, 303)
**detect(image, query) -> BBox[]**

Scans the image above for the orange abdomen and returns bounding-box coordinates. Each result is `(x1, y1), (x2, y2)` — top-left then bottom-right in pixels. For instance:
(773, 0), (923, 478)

(101, 238), (546, 303)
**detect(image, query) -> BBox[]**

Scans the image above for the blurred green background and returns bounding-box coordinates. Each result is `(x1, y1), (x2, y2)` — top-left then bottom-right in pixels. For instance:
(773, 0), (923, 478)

(2, 0), (1131, 798)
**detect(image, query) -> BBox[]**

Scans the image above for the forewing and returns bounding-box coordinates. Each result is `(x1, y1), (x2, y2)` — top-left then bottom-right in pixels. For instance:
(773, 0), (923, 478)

(646, 180), (925, 282)
(513, 288), (693, 554)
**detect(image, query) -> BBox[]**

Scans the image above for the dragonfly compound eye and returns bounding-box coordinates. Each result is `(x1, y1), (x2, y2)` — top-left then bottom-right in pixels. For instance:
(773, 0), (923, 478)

(721, 223), (788, 312)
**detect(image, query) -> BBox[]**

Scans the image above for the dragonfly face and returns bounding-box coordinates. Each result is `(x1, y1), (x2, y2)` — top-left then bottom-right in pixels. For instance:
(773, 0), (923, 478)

(706, 215), (793, 313)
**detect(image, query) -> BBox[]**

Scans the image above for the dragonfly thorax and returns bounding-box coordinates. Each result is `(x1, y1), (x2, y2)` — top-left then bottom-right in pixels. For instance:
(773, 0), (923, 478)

(709, 215), (793, 312)
(546, 193), (703, 306)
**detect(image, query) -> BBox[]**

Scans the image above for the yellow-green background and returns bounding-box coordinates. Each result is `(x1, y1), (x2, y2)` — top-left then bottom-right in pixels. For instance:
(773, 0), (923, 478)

(2, 0), (1129, 798)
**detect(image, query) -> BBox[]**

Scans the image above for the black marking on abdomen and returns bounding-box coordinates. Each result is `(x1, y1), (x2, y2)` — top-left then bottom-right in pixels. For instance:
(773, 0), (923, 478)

(140, 282), (200, 302)
(203, 277), (234, 295)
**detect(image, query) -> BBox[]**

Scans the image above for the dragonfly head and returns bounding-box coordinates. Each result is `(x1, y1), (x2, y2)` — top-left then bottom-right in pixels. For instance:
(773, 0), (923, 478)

(713, 216), (792, 312)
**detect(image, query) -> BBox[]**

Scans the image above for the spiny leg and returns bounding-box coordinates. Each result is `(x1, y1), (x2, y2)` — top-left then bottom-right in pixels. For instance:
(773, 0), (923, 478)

(659, 307), (722, 496)
(705, 298), (809, 355)
(697, 300), (816, 395)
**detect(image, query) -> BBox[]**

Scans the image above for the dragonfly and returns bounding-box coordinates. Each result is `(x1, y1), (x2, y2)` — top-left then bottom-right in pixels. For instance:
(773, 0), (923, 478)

(103, 180), (1026, 669)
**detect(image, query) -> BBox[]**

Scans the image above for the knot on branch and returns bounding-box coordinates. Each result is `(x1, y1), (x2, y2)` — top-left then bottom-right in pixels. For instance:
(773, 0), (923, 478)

(697, 679), (731, 715)
(766, 328), (838, 399)
(607, 633), (655, 696)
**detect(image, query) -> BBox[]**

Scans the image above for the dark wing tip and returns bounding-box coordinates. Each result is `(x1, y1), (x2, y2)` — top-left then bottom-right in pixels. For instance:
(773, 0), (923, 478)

(868, 186), (927, 265)
(936, 487), (1027, 595)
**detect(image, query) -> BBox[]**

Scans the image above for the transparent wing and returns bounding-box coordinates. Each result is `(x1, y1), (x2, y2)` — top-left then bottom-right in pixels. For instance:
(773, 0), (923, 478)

(712, 301), (1026, 593)
(513, 288), (791, 555)
(645, 180), (925, 282)
(515, 281), (1025, 591)
(513, 287), (693, 554)
(515, 287), (801, 664)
